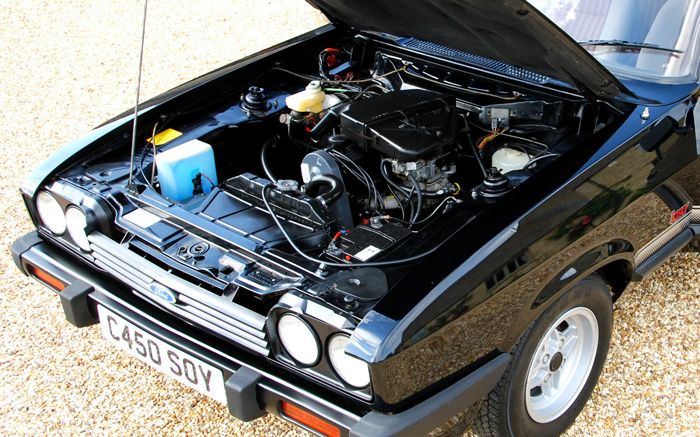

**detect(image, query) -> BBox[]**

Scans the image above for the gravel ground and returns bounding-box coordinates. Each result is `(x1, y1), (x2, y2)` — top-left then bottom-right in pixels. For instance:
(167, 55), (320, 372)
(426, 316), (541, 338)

(1, 1), (700, 436)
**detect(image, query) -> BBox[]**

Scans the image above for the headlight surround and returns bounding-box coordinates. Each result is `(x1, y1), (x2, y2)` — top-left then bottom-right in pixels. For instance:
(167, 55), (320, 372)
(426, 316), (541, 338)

(65, 206), (91, 251)
(36, 190), (66, 235)
(277, 313), (321, 366)
(328, 334), (370, 388)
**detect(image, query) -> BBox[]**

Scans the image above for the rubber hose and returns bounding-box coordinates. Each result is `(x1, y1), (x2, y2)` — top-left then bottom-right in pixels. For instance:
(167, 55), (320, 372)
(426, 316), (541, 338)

(304, 174), (344, 206)
(407, 173), (423, 227)
(261, 136), (279, 183)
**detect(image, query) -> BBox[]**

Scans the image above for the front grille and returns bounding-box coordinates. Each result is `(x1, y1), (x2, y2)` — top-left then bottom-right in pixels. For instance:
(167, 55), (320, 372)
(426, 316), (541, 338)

(89, 233), (270, 355)
(399, 38), (551, 84)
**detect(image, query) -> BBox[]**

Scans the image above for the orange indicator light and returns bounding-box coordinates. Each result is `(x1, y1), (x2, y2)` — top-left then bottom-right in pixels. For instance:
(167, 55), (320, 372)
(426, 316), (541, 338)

(28, 265), (66, 291)
(281, 402), (341, 437)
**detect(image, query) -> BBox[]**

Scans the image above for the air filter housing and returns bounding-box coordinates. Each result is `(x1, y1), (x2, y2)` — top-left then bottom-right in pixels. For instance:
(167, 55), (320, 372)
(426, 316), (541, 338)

(340, 90), (457, 161)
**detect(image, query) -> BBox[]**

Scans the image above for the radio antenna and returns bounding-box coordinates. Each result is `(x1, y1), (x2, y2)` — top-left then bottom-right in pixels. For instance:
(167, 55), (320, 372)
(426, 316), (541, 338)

(127, 0), (149, 193)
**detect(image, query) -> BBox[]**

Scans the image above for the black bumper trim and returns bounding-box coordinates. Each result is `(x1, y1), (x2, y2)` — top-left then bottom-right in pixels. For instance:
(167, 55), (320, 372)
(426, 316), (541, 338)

(226, 366), (265, 421)
(10, 230), (42, 272)
(60, 279), (99, 327)
(349, 353), (511, 437)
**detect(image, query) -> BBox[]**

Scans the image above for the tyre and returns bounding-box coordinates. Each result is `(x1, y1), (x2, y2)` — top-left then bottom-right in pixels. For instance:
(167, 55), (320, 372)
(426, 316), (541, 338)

(472, 274), (613, 437)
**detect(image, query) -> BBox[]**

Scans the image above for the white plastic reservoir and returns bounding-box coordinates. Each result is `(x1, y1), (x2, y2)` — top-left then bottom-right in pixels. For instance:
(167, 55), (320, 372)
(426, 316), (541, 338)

(155, 139), (218, 201)
(285, 81), (326, 113)
(491, 147), (531, 174)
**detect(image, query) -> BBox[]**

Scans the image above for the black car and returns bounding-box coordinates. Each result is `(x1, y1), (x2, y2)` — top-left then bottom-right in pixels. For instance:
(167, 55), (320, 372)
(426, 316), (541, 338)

(11, 0), (700, 435)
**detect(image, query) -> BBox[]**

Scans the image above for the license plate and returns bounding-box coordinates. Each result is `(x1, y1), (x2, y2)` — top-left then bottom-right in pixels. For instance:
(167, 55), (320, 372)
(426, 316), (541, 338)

(98, 306), (227, 404)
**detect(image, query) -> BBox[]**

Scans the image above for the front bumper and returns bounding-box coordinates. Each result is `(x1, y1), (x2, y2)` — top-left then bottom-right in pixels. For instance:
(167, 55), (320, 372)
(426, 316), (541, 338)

(12, 231), (510, 437)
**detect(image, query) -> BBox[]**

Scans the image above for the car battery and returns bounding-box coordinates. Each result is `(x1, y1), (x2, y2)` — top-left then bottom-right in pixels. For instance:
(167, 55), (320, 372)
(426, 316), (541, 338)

(332, 222), (410, 262)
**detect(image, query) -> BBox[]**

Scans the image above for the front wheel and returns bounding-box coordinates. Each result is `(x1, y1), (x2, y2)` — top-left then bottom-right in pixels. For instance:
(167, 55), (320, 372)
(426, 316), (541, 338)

(473, 274), (613, 437)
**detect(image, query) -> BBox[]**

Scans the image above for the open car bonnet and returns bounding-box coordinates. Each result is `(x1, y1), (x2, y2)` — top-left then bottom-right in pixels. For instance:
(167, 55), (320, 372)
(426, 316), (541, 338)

(306, 0), (632, 101)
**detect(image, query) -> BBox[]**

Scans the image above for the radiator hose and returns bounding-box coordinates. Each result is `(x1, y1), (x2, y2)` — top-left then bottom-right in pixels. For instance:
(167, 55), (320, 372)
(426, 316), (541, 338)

(304, 174), (343, 206)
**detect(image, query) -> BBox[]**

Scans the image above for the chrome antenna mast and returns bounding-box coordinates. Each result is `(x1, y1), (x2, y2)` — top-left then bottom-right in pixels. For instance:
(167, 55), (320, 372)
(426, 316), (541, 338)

(127, 0), (149, 193)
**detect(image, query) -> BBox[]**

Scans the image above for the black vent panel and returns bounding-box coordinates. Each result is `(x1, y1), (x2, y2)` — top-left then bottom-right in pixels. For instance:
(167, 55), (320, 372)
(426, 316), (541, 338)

(399, 38), (551, 84)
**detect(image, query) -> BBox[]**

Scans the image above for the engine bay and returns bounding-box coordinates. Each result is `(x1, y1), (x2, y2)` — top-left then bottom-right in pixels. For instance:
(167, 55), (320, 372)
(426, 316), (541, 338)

(67, 32), (622, 301)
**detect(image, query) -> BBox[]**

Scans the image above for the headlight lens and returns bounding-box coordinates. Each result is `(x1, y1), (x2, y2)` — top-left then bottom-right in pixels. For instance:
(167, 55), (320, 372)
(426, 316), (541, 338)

(66, 206), (91, 251)
(328, 334), (370, 388)
(277, 314), (320, 366)
(36, 191), (66, 235)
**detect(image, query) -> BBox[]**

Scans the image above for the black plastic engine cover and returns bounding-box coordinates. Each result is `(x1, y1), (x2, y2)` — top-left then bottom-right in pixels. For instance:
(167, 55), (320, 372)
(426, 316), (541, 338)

(340, 89), (457, 161)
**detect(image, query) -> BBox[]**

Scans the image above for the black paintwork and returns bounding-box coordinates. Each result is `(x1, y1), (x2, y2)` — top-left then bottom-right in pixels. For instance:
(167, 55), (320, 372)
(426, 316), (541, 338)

(12, 10), (700, 436)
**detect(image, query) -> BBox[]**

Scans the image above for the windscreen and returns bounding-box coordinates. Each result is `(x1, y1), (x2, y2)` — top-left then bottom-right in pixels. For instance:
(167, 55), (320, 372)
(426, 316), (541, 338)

(531, 0), (700, 78)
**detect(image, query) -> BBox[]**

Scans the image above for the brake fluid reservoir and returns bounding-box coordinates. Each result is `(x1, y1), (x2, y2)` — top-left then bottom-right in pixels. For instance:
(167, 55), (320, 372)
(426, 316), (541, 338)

(285, 81), (326, 113)
(155, 139), (218, 201)
(492, 147), (531, 174)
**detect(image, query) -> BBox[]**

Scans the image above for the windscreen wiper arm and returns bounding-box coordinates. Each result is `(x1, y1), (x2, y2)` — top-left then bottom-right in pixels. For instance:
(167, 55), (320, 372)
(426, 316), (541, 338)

(578, 39), (684, 53)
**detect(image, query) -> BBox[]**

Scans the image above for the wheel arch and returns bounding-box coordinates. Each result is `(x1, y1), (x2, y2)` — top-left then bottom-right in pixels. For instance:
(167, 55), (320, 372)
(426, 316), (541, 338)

(530, 240), (634, 312)
(596, 258), (635, 302)
(498, 240), (634, 355)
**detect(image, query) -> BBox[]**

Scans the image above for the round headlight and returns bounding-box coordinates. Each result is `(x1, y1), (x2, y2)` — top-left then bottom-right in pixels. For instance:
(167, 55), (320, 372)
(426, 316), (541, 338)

(277, 314), (320, 366)
(328, 334), (370, 388)
(36, 191), (66, 235)
(66, 206), (91, 251)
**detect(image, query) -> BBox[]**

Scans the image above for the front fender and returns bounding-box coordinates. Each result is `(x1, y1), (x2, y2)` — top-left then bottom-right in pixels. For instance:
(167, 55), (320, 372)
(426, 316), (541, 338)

(356, 184), (690, 408)
(20, 115), (134, 198)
